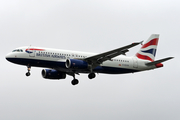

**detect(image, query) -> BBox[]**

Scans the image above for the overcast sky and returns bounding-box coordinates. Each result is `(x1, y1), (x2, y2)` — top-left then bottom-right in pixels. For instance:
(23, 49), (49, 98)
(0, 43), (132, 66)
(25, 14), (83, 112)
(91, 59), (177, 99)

(1, 0), (180, 120)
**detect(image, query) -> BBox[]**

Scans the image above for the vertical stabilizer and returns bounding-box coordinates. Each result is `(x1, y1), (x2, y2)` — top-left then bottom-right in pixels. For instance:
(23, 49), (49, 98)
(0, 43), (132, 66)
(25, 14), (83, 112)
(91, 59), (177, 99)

(136, 34), (159, 61)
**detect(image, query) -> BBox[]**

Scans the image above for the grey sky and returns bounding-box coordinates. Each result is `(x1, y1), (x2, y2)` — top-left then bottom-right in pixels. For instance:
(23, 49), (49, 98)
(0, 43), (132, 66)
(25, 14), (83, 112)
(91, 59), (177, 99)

(1, 0), (180, 120)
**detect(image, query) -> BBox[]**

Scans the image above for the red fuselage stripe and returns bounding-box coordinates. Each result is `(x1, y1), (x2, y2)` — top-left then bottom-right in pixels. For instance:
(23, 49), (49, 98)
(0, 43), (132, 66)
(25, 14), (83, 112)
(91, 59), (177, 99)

(26, 48), (45, 51)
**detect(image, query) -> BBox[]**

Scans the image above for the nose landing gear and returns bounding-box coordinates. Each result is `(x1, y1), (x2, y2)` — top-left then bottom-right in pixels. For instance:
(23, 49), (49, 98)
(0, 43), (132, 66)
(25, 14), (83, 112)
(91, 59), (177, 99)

(26, 72), (30, 76)
(26, 65), (31, 77)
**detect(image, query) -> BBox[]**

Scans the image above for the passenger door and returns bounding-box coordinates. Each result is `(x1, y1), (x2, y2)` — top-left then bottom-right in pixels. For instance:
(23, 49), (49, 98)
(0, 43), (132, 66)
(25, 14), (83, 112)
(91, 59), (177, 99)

(27, 47), (35, 57)
(29, 49), (35, 57)
(133, 57), (138, 68)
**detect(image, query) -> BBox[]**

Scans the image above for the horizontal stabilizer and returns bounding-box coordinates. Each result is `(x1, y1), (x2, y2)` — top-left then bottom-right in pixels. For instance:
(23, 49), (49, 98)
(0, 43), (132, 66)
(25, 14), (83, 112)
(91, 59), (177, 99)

(145, 57), (174, 66)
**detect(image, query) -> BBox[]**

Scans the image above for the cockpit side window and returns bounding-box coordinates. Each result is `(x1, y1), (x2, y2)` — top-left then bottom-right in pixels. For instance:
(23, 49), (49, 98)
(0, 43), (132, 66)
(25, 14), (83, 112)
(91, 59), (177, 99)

(12, 49), (23, 52)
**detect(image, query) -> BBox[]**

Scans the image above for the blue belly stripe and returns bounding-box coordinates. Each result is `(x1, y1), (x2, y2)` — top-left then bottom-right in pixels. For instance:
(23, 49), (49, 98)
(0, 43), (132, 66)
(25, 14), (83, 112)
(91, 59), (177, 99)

(6, 58), (139, 74)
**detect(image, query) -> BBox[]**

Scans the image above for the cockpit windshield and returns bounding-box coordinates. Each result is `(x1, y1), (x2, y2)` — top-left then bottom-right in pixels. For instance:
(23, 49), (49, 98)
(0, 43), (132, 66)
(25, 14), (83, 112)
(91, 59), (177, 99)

(12, 49), (23, 52)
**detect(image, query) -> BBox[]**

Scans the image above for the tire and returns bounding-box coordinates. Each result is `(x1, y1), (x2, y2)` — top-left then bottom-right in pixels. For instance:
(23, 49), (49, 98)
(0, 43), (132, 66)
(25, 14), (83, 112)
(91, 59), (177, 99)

(88, 73), (96, 79)
(26, 72), (30, 76)
(71, 79), (79, 85)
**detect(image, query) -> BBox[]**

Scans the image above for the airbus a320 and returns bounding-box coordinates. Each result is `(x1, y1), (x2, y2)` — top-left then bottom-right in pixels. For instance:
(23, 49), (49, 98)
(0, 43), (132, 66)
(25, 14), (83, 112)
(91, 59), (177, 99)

(6, 34), (173, 85)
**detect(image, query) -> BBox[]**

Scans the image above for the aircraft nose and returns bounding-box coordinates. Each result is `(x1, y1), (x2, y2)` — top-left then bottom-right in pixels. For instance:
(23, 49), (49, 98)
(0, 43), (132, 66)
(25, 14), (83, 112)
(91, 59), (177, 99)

(5, 54), (10, 61)
(5, 53), (13, 62)
(5, 52), (20, 64)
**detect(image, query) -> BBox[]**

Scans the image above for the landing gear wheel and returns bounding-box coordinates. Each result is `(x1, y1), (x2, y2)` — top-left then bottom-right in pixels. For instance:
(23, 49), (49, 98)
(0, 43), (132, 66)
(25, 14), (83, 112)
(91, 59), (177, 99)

(26, 72), (30, 76)
(25, 65), (31, 77)
(88, 73), (96, 79)
(71, 79), (79, 85)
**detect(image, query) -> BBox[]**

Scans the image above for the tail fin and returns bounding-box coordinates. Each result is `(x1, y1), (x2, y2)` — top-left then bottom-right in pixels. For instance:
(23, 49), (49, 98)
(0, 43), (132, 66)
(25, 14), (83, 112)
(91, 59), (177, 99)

(136, 34), (159, 61)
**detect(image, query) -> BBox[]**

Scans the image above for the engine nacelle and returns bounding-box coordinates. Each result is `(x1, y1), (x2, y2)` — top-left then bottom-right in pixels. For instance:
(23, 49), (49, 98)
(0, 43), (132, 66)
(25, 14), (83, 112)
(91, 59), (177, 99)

(65, 59), (89, 69)
(41, 69), (66, 79)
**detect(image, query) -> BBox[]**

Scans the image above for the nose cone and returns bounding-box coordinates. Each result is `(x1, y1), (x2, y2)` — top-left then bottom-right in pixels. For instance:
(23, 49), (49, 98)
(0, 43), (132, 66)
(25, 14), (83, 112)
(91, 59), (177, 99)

(6, 52), (22, 65)
(5, 53), (14, 62)
(6, 53), (10, 61)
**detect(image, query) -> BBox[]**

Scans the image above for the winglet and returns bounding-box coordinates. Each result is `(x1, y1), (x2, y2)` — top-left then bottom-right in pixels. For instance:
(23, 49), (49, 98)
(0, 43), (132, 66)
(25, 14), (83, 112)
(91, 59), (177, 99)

(140, 41), (143, 45)
(132, 41), (144, 45)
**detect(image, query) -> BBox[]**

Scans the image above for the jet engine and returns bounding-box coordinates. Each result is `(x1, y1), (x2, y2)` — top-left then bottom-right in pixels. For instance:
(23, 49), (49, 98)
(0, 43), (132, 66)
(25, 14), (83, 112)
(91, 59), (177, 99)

(65, 59), (89, 69)
(41, 69), (66, 79)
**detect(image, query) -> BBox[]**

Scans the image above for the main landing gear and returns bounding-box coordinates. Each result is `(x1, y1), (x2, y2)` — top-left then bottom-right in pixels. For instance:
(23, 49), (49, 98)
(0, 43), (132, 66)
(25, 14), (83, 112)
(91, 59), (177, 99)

(26, 65), (31, 77)
(71, 72), (96, 86)
(88, 73), (96, 79)
(71, 74), (79, 85)
(71, 79), (79, 85)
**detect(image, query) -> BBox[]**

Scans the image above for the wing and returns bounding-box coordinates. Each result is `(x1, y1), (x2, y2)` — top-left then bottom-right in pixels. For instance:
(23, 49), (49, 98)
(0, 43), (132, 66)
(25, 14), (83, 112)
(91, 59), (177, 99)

(84, 41), (143, 69)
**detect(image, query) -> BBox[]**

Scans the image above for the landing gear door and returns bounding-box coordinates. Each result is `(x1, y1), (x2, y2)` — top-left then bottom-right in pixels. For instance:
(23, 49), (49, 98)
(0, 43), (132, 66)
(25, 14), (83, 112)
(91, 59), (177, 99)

(133, 57), (138, 68)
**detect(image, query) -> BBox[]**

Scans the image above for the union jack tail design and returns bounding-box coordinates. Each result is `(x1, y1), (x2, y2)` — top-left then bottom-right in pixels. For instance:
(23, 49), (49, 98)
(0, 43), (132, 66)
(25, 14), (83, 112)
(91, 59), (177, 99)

(136, 34), (159, 61)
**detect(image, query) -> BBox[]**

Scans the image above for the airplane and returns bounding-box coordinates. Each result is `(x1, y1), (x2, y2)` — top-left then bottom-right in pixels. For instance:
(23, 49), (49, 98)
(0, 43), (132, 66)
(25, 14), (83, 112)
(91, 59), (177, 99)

(6, 34), (173, 85)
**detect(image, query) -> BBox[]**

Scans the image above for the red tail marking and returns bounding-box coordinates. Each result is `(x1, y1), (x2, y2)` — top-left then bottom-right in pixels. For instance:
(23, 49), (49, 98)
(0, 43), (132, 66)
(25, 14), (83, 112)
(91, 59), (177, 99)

(136, 53), (154, 61)
(141, 38), (159, 48)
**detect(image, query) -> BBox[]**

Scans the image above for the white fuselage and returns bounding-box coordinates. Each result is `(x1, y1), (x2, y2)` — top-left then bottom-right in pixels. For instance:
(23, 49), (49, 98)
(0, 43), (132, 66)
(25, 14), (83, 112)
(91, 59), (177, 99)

(6, 46), (155, 74)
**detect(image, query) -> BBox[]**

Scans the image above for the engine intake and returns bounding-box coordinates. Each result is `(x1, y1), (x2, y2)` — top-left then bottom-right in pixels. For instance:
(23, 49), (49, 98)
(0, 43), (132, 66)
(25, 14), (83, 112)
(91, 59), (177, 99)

(65, 59), (89, 69)
(42, 69), (66, 79)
